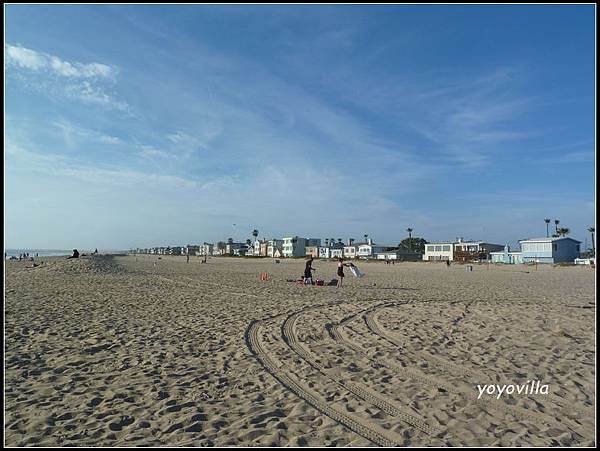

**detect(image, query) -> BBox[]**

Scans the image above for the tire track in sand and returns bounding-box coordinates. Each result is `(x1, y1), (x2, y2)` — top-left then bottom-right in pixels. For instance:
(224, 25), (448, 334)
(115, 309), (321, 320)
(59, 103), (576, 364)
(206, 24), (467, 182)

(281, 307), (443, 438)
(245, 316), (405, 447)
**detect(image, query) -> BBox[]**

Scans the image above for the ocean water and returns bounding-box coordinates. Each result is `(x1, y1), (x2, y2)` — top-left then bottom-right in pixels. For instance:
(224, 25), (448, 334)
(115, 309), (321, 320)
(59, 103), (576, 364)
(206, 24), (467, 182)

(6, 249), (80, 257)
(5, 249), (127, 258)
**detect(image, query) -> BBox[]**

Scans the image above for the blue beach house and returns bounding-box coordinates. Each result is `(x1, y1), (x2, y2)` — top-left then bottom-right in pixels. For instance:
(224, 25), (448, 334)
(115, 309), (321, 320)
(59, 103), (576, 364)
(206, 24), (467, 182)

(490, 245), (523, 264)
(518, 237), (581, 264)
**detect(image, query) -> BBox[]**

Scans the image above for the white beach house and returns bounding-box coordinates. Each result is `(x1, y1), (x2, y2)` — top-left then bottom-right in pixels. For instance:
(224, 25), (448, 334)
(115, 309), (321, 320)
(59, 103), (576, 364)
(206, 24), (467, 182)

(267, 239), (284, 258)
(423, 242), (454, 261)
(357, 239), (394, 259)
(282, 237), (321, 258)
(424, 239), (503, 262)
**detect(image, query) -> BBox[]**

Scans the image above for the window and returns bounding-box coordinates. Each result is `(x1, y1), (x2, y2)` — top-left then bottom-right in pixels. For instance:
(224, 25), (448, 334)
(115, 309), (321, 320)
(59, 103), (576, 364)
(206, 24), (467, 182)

(435, 245), (442, 252)
(443, 245), (450, 252)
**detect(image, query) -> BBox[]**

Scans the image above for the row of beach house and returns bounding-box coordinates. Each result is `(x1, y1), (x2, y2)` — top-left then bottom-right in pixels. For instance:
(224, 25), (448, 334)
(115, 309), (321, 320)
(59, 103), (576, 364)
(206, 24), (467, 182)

(132, 235), (583, 264)
(133, 236), (421, 261)
(424, 236), (583, 264)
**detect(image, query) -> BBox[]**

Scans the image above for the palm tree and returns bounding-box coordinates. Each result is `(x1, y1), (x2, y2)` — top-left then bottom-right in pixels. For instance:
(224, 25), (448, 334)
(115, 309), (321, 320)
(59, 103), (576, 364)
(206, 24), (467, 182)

(544, 218), (551, 237)
(406, 228), (413, 251)
(337, 238), (343, 245)
(588, 227), (595, 256)
(551, 220), (561, 238)
(364, 234), (368, 243)
(252, 229), (259, 242)
(324, 238), (329, 247)
(557, 227), (570, 237)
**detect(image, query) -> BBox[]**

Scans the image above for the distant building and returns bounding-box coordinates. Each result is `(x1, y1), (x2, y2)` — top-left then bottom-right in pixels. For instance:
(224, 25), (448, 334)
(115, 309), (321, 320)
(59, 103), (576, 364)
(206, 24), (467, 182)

(233, 244), (251, 256)
(317, 240), (343, 259)
(357, 238), (394, 259)
(253, 239), (268, 257)
(423, 242), (454, 261)
(489, 245), (523, 264)
(318, 247), (331, 259)
(282, 237), (321, 258)
(519, 237), (581, 264)
(424, 239), (503, 262)
(200, 243), (213, 256)
(184, 244), (200, 256)
(267, 239), (284, 258)
(453, 240), (504, 262)
(375, 249), (422, 261)
(225, 242), (245, 256)
(331, 248), (343, 258)
(305, 246), (319, 258)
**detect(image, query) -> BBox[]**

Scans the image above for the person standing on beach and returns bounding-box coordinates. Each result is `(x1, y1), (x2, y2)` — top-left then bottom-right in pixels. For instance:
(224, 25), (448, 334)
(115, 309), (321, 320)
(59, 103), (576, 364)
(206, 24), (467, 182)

(337, 258), (351, 288)
(304, 257), (315, 284)
(186, 253), (190, 264)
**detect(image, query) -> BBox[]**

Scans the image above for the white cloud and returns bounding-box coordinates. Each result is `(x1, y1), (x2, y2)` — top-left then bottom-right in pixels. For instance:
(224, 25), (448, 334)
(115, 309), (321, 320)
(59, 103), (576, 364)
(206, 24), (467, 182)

(64, 81), (129, 110)
(6, 44), (117, 79)
(139, 145), (170, 159)
(99, 135), (122, 145)
(6, 43), (128, 111)
(6, 140), (200, 190)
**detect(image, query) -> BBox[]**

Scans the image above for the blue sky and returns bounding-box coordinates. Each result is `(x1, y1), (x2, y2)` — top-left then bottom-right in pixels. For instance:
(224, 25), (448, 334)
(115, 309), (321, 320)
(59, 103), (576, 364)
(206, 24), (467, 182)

(5, 4), (596, 250)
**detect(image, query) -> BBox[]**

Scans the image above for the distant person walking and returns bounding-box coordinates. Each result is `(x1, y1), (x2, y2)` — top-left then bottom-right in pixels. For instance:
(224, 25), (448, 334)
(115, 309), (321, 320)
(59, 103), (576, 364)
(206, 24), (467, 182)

(186, 253), (190, 264)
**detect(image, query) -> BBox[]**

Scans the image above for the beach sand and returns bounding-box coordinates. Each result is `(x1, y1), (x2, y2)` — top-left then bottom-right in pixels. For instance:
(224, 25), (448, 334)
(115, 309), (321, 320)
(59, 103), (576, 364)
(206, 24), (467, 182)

(4, 255), (595, 446)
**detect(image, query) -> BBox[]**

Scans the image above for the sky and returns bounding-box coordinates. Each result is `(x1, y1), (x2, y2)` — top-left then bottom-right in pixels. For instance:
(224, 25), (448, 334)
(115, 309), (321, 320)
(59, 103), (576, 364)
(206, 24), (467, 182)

(4, 4), (596, 250)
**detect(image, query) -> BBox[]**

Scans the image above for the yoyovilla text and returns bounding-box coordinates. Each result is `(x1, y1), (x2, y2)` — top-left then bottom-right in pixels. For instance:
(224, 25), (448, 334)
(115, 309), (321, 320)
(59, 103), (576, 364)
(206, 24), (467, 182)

(477, 380), (549, 399)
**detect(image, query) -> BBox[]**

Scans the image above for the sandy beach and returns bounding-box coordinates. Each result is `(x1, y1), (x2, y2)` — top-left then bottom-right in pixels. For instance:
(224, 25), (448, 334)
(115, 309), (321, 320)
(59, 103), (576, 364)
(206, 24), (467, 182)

(4, 255), (595, 446)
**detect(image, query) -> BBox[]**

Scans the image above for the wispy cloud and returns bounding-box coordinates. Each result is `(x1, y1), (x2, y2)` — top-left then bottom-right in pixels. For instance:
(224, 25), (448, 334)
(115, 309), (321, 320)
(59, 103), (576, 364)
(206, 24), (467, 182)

(6, 140), (200, 189)
(6, 43), (128, 111)
(6, 44), (117, 78)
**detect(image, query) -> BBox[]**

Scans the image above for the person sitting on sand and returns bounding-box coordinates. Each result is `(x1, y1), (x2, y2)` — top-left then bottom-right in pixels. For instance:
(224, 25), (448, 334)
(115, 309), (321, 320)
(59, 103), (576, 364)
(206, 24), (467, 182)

(304, 257), (316, 284)
(67, 249), (80, 259)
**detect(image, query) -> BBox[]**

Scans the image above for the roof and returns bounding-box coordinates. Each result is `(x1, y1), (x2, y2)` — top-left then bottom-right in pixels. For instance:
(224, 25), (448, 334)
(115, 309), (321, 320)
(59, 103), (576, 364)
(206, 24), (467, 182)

(519, 236), (582, 244)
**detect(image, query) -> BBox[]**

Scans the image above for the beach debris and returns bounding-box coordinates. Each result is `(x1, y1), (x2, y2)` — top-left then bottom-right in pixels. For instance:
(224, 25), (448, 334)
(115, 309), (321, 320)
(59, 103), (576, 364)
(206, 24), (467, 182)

(260, 272), (268, 281)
